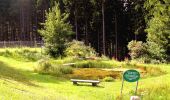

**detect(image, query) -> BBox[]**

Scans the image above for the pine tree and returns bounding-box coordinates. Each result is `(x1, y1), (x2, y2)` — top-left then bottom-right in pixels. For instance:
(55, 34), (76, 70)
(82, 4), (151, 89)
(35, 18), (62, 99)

(39, 2), (73, 57)
(144, 0), (170, 62)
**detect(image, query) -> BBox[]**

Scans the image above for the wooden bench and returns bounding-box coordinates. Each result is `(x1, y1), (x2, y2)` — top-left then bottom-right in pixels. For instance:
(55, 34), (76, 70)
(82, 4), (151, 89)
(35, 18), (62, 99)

(63, 63), (75, 66)
(71, 79), (100, 86)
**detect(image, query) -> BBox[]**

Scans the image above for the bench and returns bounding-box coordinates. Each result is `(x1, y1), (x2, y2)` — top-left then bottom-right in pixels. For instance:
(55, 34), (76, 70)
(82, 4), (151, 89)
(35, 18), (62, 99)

(71, 79), (100, 86)
(63, 63), (75, 66)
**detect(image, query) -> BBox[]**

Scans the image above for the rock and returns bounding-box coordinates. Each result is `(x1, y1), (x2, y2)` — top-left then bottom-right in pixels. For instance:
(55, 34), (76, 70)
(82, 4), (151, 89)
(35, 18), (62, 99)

(130, 96), (140, 100)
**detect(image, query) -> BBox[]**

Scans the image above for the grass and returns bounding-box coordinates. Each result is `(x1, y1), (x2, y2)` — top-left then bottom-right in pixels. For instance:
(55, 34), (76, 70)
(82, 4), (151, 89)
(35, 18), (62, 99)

(0, 47), (43, 62)
(0, 49), (169, 99)
(34, 58), (73, 76)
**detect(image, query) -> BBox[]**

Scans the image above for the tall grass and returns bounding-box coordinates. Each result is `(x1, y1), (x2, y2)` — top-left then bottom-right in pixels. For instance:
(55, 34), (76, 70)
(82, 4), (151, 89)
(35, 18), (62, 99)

(0, 48), (43, 61)
(73, 60), (117, 68)
(34, 58), (73, 76)
(117, 83), (170, 100)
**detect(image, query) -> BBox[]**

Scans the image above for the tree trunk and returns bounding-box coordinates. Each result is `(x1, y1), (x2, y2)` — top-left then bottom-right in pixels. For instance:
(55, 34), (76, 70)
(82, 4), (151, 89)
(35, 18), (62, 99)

(75, 0), (78, 40)
(115, 11), (118, 60)
(102, 0), (106, 55)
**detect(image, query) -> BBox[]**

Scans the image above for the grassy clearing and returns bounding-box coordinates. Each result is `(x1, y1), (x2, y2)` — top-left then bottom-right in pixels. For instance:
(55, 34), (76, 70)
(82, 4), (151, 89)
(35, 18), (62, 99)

(0, 50), (169, 99)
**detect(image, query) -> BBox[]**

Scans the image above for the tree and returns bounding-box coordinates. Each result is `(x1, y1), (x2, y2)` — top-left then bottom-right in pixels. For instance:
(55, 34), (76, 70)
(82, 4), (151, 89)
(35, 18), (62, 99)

(39, 2), (73, 57)
(144, 0), (170, 62)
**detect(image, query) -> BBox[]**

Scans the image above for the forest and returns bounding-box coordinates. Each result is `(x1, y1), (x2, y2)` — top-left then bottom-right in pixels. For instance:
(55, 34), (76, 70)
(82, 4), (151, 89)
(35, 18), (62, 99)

(0, 0), (169, 62)
(0, 0), (170, 100)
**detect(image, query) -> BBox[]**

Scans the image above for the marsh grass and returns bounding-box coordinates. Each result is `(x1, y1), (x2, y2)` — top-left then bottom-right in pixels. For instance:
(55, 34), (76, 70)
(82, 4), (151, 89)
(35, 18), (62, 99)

(67, 68), (122, 80)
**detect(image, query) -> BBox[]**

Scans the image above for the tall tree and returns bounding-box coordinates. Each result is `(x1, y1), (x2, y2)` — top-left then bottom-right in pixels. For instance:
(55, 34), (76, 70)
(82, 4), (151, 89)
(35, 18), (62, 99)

(144, 0), (170, 61)
(39, 2), (73, 57)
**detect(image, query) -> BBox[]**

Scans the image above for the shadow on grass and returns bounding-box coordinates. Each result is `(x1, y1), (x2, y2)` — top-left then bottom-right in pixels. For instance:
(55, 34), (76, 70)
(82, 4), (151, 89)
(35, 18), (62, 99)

(0, 61), (38, 87)
(72, 83), (104, 88)
(25, 71), (67, 84)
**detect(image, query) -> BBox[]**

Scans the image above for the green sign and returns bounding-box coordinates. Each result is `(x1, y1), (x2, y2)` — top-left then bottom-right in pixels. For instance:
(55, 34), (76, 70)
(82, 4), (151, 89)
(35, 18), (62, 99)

(123, 70), (140, 82)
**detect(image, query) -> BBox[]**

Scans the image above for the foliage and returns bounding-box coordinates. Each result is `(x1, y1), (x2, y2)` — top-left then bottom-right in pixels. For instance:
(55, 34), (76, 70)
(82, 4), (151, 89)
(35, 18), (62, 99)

(103, 77), (115, 82)
(144, 0), (170, 62)
(0, 48), (43, 61)
(39, 2), (73, 58)
(128, 40), (168, 63)
(127, 40), (148, 60)
(34, 58), (73, 76)
(65, 40), (96, 58)
(73, 60), (113, 68)
(34, 58), (53, 74)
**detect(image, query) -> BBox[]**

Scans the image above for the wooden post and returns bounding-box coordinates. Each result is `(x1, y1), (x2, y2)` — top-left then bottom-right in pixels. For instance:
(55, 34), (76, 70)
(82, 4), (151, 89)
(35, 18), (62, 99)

(135, 81), (139, 95)
(121, 78), (124, 96)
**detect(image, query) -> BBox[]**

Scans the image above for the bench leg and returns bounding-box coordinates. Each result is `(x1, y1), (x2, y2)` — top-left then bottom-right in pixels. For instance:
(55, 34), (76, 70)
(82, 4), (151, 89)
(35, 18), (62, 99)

(92, 83), (97, 86)
(73, 82), (78, 85)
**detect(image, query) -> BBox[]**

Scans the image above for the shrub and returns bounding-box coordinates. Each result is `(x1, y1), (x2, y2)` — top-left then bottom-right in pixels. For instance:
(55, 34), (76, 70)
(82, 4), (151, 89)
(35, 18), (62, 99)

(100, 55), (110, 61)
(34, 59), (73, 76)
(57, 66), (73, 74)
(128, 40), (167, 63)
(146, 41), (167, 63)
(65, 40), (97, 58)
(128, 40), (148, 60)
(34, 58), (53, 74)
(103, 77), (115, 82)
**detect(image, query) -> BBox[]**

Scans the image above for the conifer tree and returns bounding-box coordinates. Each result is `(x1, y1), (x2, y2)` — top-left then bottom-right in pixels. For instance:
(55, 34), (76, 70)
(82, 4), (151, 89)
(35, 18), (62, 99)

(144, 0), (170, 62)
(39, 2), (73, 57)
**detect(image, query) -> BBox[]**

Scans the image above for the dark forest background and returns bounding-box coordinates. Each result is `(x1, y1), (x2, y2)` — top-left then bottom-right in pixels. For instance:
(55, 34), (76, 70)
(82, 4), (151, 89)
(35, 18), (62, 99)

(0, 0), (169, 61)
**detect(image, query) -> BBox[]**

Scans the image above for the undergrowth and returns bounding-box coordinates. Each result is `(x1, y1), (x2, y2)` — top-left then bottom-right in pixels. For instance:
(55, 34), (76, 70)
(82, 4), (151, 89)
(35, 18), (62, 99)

(34, 58), (73, 76)
(0, 48), (43, 61)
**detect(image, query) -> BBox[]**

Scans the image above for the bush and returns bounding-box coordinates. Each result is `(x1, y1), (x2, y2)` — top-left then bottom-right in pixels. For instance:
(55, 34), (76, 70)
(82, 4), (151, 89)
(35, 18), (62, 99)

(146, 41), (167, 63)
(65, 40), (97, 58)
(128, 40), (148, 60)
(128, 40), (167, 63)
(103, 77), (115, 82)
(34, 58), (53, 74)
(57, 66), (73, 74)
(34, 58), (73, 76)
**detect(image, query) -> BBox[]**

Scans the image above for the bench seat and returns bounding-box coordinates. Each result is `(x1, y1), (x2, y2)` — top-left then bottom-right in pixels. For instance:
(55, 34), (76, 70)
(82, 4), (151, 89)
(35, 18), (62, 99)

(71, 79), (100, 86)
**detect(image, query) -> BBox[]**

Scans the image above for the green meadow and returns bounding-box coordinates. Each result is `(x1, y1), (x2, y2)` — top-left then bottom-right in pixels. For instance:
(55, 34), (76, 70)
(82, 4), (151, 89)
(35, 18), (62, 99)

(0, 48), (169, 100)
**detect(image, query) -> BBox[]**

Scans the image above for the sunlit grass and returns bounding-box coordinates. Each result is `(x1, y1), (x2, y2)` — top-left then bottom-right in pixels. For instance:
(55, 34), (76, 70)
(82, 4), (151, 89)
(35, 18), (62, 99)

(0, 47), (41, 52)
(0, 51), (169, 100)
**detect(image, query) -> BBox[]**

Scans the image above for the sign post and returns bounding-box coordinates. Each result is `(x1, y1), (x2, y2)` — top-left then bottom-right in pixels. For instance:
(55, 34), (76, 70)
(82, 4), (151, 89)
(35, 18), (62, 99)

(120, 78), (124, 96)
(121, 69), (140, 96)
